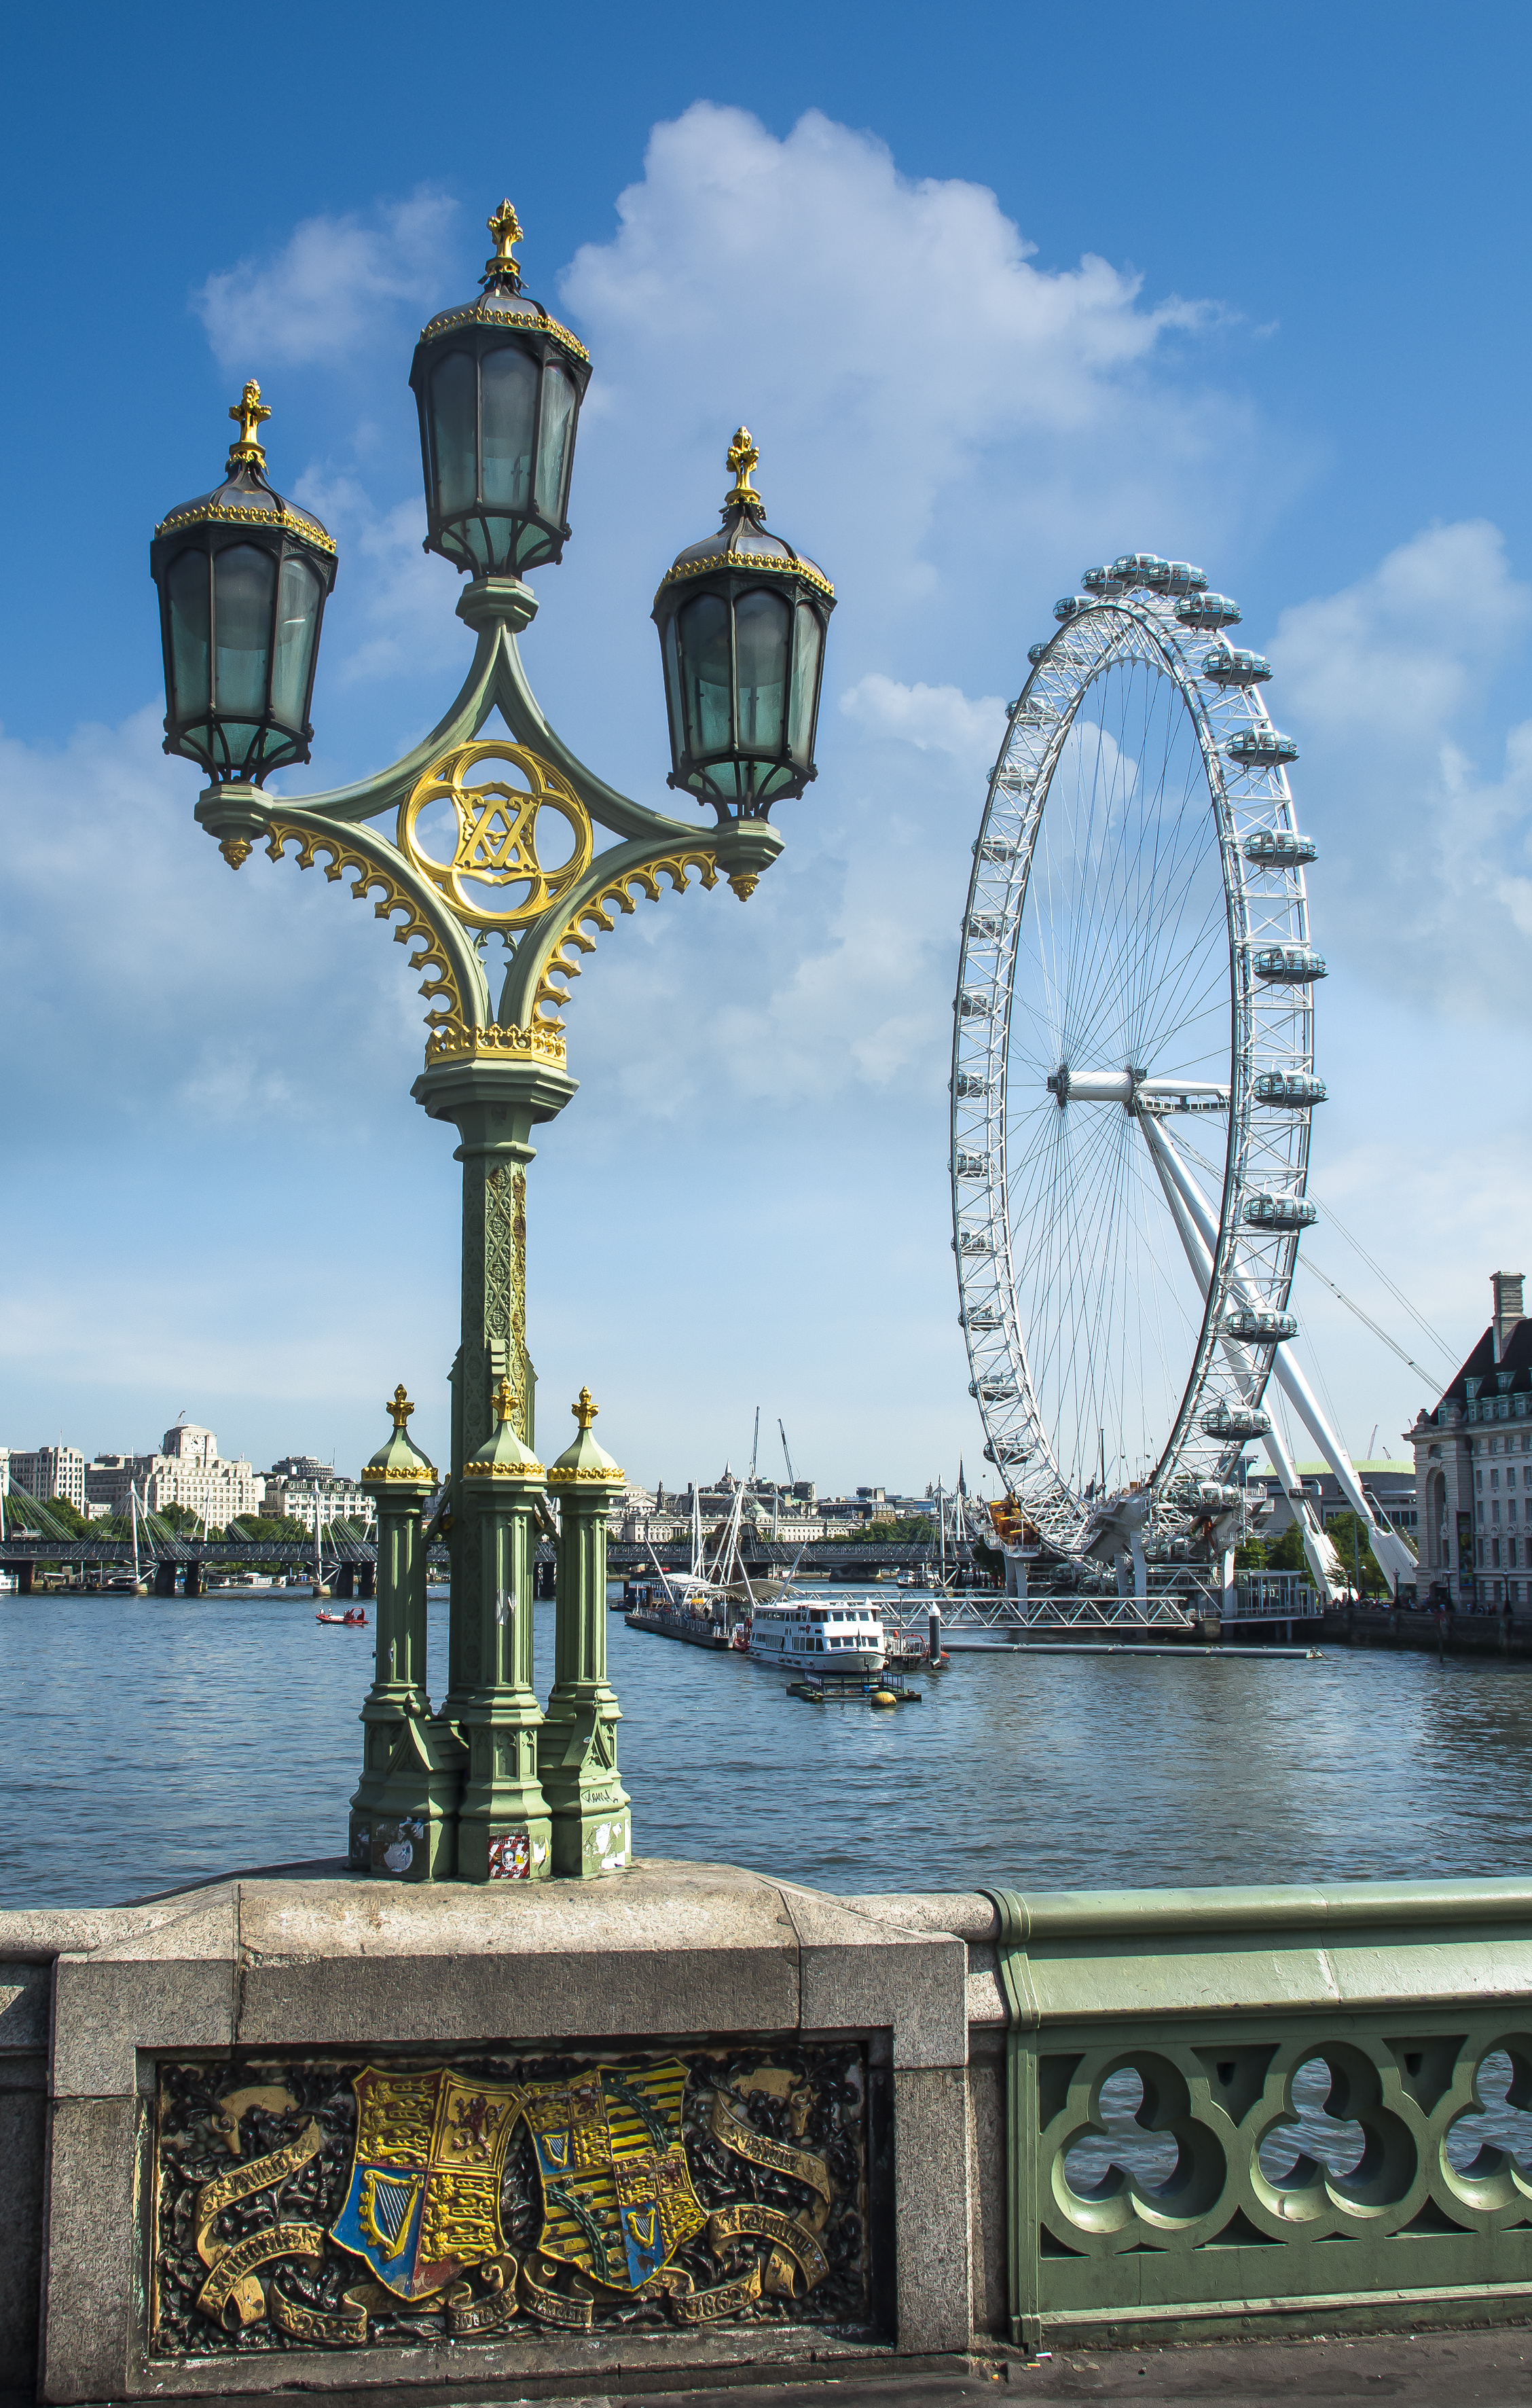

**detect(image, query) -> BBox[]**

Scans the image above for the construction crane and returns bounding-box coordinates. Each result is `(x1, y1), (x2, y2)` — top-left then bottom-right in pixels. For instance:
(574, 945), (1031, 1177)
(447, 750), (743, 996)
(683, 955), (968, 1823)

(778, 1418), (797, 1487)
(749, 1407), (760, 1484)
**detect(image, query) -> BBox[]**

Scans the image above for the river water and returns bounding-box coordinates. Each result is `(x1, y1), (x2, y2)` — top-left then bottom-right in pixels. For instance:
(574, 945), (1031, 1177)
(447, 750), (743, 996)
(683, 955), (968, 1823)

(4, 1590), (1531, 1910)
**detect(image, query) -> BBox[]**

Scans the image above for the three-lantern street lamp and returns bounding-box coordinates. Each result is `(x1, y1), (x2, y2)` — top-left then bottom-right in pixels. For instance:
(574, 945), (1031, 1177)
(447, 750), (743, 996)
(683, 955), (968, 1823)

(149, 199), (834, 1885)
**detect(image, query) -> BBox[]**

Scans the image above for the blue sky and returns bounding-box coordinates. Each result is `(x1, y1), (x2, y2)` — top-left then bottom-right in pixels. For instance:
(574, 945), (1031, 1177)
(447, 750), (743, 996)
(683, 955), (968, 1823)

(3, 0), (1529, 1490)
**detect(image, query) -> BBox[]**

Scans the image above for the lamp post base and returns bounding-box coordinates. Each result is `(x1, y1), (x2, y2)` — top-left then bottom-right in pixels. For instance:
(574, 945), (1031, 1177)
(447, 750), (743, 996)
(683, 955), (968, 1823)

(348, 1714), (464, 1882)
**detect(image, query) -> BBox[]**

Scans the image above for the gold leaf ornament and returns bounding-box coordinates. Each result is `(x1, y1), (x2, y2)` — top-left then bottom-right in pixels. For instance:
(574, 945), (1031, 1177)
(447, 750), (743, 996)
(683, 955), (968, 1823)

(400, 740), (594, 931)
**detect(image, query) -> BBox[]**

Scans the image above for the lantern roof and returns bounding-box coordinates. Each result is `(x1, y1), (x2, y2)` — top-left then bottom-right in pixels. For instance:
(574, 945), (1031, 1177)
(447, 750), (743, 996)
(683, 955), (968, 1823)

(360, 1386), (437, 1488)
(548, 1386), (624, 1486)
(153, 382), (336, 558)
(655, 429), (834, 607)
(462, 1376), (545, 1481)
(416, 198), (590, 370)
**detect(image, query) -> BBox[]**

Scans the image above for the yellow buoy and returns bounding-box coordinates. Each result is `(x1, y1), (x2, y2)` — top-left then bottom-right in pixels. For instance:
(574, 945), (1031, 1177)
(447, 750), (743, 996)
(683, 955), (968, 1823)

(870, 1688), (898, 1708)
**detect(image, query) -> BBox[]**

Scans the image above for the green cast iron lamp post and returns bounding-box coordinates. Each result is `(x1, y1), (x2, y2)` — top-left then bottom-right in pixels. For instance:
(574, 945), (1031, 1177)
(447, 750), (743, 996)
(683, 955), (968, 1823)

(148, 198), (834, 1886)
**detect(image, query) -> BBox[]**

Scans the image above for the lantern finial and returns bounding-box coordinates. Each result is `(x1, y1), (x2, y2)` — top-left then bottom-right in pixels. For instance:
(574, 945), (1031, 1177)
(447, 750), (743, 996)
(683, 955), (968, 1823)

(725, 426), (763, 514)
(572, 1385), (599, 1432)
(492, 1373), (517, 1426)
(227, 380), (271, 467)
(387, 1383), (415, 1431)
(484, 198), (524, 287)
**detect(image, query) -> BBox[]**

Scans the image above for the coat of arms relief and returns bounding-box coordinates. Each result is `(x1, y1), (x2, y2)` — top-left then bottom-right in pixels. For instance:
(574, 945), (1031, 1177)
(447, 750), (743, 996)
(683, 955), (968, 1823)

(152, 2045), (873, 2354)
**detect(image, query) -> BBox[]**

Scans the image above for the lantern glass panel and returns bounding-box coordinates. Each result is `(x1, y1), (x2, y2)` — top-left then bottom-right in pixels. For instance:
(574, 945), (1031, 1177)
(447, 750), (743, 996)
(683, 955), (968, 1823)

(535, 363), (575, 522)
(271, 556), (322, 725)
(213, 544), (276, 718)
(788, 600), (823, 764)
(662, 614), (685, 761)
(481, 346), (537, 510)
(679, 592), (733, 757)
(431, 351), (477, 516)
(166, 549), (210, 719)
(735, 588), (791, 753)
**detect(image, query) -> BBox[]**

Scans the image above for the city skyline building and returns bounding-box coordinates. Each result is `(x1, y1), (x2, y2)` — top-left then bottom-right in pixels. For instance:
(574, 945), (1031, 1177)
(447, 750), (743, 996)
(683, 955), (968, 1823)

(4, 1445), (86, 1512)
(84, 1424), (259, 1524)
(1407, 1272), (1529, 1609)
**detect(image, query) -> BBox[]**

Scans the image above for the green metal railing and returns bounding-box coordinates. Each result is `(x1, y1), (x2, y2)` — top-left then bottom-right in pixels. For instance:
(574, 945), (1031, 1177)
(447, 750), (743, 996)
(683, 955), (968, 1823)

(987, 1880), (1532, 2346)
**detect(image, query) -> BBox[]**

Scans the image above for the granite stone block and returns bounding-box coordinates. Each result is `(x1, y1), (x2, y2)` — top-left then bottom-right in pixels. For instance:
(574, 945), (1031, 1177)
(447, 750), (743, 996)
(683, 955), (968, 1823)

(892, 2064), (972, 2354)
(39, 2096), (137, 2405)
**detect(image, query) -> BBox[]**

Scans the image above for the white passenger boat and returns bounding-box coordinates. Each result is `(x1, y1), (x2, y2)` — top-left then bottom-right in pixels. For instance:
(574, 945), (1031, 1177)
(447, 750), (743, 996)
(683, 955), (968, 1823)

(748, 1596), (886, 1673)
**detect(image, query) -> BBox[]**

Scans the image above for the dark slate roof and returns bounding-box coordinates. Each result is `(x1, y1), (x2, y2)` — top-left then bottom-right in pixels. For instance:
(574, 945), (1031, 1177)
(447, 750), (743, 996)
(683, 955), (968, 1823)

(1435, 1316), (1532, 1407)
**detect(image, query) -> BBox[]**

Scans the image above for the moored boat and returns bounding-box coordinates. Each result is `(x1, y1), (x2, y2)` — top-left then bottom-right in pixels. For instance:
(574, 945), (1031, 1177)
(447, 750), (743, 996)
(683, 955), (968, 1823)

(749, 1596), (886, 1673)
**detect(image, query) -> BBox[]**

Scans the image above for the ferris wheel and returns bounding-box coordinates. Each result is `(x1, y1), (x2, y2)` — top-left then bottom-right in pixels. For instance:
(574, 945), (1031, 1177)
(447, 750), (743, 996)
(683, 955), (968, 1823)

(950, 553), (1326, 1576)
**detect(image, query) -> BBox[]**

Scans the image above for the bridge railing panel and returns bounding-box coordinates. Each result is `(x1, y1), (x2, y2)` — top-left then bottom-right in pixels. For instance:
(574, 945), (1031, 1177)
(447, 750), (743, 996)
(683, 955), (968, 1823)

(985, 1880), (1532, 2347)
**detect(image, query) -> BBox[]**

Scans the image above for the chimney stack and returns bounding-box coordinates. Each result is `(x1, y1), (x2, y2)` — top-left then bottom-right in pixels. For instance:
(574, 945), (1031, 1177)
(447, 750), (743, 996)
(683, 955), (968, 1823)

(1491, 1271), (1525, 1365)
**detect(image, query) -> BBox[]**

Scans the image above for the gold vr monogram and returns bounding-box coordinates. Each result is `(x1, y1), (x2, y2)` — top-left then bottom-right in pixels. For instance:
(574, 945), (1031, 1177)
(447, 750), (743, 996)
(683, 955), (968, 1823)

(399, 739), (594, 929)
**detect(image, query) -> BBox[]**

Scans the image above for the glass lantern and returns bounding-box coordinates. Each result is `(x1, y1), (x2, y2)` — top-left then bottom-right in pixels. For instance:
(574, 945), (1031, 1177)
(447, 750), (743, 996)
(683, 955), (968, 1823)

(409, 200), (593, 581)
(149, 383), (337, 785)
(653, 429), (834, 818)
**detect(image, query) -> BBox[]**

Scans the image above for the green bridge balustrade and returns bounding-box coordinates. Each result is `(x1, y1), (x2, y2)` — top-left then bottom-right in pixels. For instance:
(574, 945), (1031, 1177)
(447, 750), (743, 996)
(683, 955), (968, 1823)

(5, 1870), (1532, 2396)
(978, 1877), (1532, 2348)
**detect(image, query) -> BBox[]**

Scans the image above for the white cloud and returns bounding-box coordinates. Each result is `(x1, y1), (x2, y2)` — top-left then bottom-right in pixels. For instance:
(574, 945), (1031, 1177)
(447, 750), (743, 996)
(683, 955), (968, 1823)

(558, 104), (1273, 672)
(1271, 520), (1529, 744)
(288, 473), (462, 690)
(195, 191), (458, 368)
(840, 673), (1006, 768)
(1270, 522), (1532, 1011)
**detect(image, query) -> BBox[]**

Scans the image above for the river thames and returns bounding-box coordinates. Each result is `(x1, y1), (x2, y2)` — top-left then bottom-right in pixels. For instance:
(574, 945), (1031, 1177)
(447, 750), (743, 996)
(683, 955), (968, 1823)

(5, 1590), (1530, 1909)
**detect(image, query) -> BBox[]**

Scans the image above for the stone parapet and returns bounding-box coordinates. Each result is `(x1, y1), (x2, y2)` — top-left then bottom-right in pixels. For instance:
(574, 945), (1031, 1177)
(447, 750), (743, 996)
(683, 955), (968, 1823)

(5, 1868), (1532, 2398)
(4, 1860), (969, 2403)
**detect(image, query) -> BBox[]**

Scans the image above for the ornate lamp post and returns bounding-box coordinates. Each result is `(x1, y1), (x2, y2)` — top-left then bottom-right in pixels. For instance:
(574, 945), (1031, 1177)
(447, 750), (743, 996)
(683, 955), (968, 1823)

(149, 201), (834, 1884)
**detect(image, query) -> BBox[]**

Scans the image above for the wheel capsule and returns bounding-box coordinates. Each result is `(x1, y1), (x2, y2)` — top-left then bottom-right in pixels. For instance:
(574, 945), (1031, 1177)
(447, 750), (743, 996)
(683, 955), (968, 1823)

(1222, 1307), (1299, 1342)
(1201, 1401), (1272, 1440)
(1243, 829), (1317, 866)
(1202, 645), (1272, 687)
(1252, 944), (1326, 984)
(1175, 592), (1241, 629)
(1254, 1071), (1327, 1107)
(1243, 1192), (1318, 1231)
(1227, 727), (1300, 766)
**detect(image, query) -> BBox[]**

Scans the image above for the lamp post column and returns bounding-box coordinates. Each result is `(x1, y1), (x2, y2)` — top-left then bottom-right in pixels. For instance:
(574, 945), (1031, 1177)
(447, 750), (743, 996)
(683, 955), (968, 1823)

(456, 1374), (554, 1881)
(412, 1052), (577, 1728)
(540, 1388), (630, 1875)
(349, 1388), (461, 1880)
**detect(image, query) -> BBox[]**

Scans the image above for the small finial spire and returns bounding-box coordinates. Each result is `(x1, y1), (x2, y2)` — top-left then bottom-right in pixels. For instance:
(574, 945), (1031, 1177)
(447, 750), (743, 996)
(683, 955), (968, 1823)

(387, 1384), (414, 1432)
(484, 198), (524, 285)
(227, 379), (271, 467)
(725, 425), (763, 513)
(492, 1374), (517, 1426)
(572, 1386), (598, 1432)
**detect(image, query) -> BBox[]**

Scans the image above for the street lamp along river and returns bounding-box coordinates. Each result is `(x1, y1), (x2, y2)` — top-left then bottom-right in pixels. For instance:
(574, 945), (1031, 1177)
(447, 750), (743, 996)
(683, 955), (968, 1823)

(148, 200), (834, 1885)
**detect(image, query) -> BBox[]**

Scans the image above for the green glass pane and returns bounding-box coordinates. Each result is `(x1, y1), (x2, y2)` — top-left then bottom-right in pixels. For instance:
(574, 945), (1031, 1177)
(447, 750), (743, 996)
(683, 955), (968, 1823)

(217, 721), (262, 775)
(270, 556), (320, 727)
(213, 544), (275, 719)
(663, 616), (685, 759)
(788, 602), (822, 765)
(534, 364), (574, 521)
(431, 352), (477, 516)
(481, 346), (536, 510)
(167, 550), (211, 719)
(735, 588), (790, 752)
(679, 592), (732, 757)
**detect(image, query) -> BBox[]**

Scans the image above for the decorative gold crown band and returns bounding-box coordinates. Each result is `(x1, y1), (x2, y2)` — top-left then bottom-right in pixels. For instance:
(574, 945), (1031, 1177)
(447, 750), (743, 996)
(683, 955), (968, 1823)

(655, 551), (834, 603)
(419, 302), (590, 365)
(155, 500), (338, 556)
